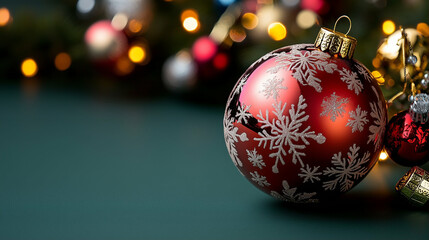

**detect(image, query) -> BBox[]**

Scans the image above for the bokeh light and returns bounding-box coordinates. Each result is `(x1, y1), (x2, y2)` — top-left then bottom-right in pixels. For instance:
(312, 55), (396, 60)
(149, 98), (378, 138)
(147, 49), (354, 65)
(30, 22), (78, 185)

(163, 50), (197, 92)
(21, 58), (38, 77)
(213, 53), (229, 70)
(372, 70), (385, 84)
(268, 22), (287, 41)
(218, 0), (236, 6)
(379, 149), (388, 161)
(111, 13), (128, 31)
(241, 12), (258, 30)
(54, 52), (72, 71)
(181, 9), (198, 22)
(296, 10), (317, 29)
(128, 19), (143, 33)
(85, 20), (127, 60)
(183, 17), (199, 32)
(192, 37), (217, 62)
(76, 0), (95, 14)
(0, 7), (11, 26)
(229, 27), (246, 42)
(301, 0), (326, 14)
(281, 0), (300, 7)
(128, 45), (146, 63)
(382, 20), (396, 35)
(417, 22), (429, 37)
(115, 56), (134, 75)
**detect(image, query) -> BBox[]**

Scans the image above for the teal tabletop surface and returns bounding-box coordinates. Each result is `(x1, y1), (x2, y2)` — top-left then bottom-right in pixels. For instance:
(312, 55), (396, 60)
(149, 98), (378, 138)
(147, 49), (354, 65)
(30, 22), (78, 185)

(1, 86), (428, 240)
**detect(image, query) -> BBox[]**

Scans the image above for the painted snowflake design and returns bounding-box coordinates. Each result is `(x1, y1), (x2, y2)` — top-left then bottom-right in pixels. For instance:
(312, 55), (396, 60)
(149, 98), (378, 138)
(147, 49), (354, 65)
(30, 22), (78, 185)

(236, 104), (252, 124)
(249, 52), (279, 70)
(254, 95), (326, 173)
(346, 105), (369, 133)
(367, 86), (386, 150)
(246, 148), (266, 169)
(322, 144), (371, 192)
(298, 164), (322, 183)
(267, 49), (337, 92)
(261, 75), (287, 101)
(224, 109), (249, 167)
(271, 180), (319, 203)
(249, 171), (270, 187)
(339, 67), (364, 95)
(320, 92), (349, 122)
(355, 64), (373, 83)
(233, 74), (249, 96)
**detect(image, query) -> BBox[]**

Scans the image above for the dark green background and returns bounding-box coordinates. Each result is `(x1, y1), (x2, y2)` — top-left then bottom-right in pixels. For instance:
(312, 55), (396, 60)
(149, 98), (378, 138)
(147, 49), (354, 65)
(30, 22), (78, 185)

(0, 86), (428, 240)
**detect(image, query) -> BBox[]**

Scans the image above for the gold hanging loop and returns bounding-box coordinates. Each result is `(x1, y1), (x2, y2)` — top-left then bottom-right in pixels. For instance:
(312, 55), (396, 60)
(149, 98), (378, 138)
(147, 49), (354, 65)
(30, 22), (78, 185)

(333, 15), (352, 36)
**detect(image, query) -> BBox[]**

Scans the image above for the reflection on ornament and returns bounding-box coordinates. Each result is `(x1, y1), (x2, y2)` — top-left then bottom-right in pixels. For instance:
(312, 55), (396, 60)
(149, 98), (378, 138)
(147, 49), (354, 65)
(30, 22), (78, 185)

(85, 20), (128, 61)
(163, 50), (197, 92)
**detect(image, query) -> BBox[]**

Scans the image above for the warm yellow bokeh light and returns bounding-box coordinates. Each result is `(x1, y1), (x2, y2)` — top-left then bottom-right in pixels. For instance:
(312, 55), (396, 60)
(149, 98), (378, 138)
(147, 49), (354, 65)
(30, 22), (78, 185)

(296, 10), (317, 29)
(371, 70), (385, 84)
(382, 20), (396, 35)
(417, 22), (429, 37)
(21, 58), (38, 77)
(183, 17), (199, 32)
(229, 27), (246, 43)
(54, 52), (72, 71)
(268, 22), (287, 41)
(128, 46), (146, 63)
(0, 7), (11, 26)
(115, 56), (134, 75)
(241, 12), (258, 30)
(181, 9), (198, 22)
(128, 19), (143, 33)
(379, 150), (388, 161)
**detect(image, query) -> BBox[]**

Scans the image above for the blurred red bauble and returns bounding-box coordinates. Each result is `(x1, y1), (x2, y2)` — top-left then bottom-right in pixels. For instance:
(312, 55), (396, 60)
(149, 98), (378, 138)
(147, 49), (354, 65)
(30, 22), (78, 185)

(223, 43), (387, 203)
(384, 94), (429, 166)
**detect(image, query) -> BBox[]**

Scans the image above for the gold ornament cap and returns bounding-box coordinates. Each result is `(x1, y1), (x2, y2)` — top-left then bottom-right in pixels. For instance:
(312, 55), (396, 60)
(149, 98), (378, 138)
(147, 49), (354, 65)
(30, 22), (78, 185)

(395, 166), (429, 207)
(314, 15), (357, 59)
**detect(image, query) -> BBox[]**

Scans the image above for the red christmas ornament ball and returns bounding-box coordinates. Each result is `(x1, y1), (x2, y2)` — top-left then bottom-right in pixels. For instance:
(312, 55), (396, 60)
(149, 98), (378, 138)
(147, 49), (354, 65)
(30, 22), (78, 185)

(224, 44), (387, 203)
(384, 110), (429, 166)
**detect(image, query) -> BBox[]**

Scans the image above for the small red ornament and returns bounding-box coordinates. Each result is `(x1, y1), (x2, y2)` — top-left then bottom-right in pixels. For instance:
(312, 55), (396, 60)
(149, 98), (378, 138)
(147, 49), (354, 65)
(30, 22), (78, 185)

(384, 93), (429, 166)
(223, 24), (388, 203)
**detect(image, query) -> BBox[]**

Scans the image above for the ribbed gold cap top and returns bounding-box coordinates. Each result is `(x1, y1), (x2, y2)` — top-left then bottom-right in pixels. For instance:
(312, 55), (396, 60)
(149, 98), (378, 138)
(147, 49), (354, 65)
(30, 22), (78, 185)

(314, 27), (357, 59)
(396, 166), (429, 207)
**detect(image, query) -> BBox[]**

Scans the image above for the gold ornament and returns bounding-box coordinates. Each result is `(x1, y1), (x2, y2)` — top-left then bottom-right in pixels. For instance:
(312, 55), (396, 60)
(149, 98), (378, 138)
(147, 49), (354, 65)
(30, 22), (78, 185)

(375, 27), (429, 83)
(396, 166), (429, 207)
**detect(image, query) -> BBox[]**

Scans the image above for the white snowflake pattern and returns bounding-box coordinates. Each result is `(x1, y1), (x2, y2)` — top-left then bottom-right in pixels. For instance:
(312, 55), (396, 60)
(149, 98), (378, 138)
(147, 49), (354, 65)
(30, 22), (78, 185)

(249, 52), (280, 70)
(339, 67), (364, 95)
(322, 144), (371, 192)
(270, 180), (319, 203)
(254, 95), (326, 173)
(346, 105), (369, 133)
(224, 109), (249, 167)
(298, 164), (322, 183)
(320, 92), (349, 122)
(355, 64), (373, 83)
(261, 75), (287, 101)
(367, 86), (386, 150)
(249, 171), (271, 187)
(236, 104), (252, 124)
(233, 74), (249, 96)
(246, 148), (266, 169)
(267, 48), (337, 92)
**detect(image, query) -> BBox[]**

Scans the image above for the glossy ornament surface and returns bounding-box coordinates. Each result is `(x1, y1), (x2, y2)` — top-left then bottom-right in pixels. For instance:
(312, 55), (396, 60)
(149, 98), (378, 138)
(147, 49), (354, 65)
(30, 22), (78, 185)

(224, 44), (387, 203)
(384, 111), (429, 166)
